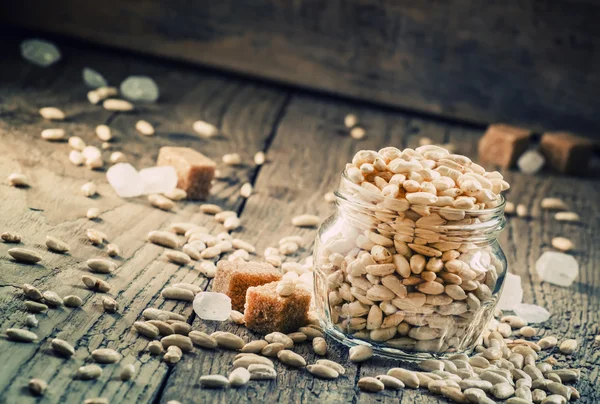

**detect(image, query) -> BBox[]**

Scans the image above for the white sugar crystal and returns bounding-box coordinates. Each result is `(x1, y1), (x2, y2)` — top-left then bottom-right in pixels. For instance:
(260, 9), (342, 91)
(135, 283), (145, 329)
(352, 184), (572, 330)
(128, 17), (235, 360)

(21, 39), (61, 67)
(513, 303), (551, 323)
(193, 292), (231, 321)
(83, 67), (108, 88)
(139, 166), (177, 195)
(120, 76), (159, 102)
(106, 163), (144, 198)
(536, 251), (578, 287)
(497, 272), (523, 310)
(517, 150), (545, 175)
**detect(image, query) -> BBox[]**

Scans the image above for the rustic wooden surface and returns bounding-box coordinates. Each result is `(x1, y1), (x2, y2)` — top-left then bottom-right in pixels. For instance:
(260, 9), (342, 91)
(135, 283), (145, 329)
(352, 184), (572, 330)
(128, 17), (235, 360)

(3, 1), (600, 135)
(1, 32), (599, 404)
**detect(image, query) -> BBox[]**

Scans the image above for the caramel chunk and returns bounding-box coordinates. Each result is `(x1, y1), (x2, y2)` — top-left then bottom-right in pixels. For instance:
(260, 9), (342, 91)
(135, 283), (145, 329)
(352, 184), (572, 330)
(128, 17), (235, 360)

(540, 132), (594, 175)
(212, 261), (281, 311)
(478, 124), (532, 168)
(244, 281), (311, 334)
(157, 147), (215, 200)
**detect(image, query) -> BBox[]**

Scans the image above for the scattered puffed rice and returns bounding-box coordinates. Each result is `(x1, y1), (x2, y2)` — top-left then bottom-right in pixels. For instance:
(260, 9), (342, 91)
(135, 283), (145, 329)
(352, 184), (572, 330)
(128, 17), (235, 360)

(163, 188), (187, 201)
(68, 136), (86, 151)
(505, 201), (515, 215)
(559, 339), (577, 354)
(279, 242), (299, 255)
(198, 261), (217, 278)
(82, 146), (103, 169)
(291, 214), (320, 227)
(193, 120), (218, 137)
(107, 244), (120, 257)
(200, 204), (222, 215)
(240, 183), (253, 198)
(224, 217), (241, 232)
(350, 127), (366, 140)
(265, 255), (281, 267)
(254, 151), (266, 165)
(90, 87), (118, 104)
(276, 279), (295, 297)
(86, 208), (100, 219)
(81, 182), (97, 197)
(215, 211), (237, 223)
(39, 107), (65, 120)
(555, 212), (580, 222)
(69, 150), (85, 166)
(136, 120), (155, 136)
(223, 153), (242, 165)
(148, 194), (175, 211)
(110, 151), (127, 164)
(88, 90), (102, 104)
(41, 129), (65, 141)
(541, 198), (568, 210)
(344, 114), (357, 128)
(95, 125), (112, 141)
(8, 173), (29, 187)
(551, 237), (574, 252)
(103, 99), (134, 111)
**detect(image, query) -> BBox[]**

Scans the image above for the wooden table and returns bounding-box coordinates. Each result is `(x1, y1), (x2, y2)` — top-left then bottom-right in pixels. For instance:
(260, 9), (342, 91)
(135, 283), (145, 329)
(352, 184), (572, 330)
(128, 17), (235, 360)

(1, 30), (599, 404)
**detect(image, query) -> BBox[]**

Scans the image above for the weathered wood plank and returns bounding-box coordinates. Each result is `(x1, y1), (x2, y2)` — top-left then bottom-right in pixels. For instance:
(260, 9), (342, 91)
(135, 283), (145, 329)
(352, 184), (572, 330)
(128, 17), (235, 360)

(0, 35), (288, 403)
(497, 173), (600, 402)
(1, 31), (599, 404)
(3, 1), (600, 134)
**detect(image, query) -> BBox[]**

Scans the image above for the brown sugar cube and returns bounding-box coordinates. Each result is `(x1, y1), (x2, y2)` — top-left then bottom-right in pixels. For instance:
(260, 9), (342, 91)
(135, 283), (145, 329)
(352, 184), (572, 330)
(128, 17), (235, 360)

(243, 281), (311, 334)
(478, 124), (532, 168)
(540, 132), (594, 175)
(157, 147), (216, 200)
(212, 261), (281, 311)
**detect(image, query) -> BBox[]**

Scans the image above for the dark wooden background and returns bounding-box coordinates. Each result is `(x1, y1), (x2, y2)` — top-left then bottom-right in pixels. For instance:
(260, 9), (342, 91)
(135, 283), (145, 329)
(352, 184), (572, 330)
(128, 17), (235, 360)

(2, 0), (600, 135)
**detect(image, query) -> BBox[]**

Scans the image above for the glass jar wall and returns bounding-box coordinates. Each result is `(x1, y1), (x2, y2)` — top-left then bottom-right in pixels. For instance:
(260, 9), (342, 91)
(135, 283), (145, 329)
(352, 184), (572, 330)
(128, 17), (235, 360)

(313, 175), (507, 361)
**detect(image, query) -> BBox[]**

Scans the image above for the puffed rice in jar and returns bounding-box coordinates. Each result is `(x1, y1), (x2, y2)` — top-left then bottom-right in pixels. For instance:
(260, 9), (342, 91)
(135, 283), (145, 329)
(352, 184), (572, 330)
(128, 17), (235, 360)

(312, 146), (509, 361)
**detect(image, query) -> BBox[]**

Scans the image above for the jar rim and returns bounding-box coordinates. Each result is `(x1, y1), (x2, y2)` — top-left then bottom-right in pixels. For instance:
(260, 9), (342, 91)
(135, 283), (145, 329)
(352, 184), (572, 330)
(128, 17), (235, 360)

(337, 171), (506, 216)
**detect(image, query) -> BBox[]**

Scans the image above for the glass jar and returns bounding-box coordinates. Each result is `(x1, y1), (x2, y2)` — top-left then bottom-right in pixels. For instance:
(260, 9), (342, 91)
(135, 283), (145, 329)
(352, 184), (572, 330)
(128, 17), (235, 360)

(313, 174), (507, 361)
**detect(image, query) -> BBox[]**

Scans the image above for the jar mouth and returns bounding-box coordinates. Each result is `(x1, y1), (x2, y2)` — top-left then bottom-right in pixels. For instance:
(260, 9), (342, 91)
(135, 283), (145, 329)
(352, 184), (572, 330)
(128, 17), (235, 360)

(335, 172), (506, 241)
(337, 171), (506, 216)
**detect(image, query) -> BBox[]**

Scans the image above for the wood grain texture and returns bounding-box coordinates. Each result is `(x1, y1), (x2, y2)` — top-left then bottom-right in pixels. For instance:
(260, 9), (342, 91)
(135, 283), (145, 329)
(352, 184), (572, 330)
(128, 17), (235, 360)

(497, 172), (600, 401)
(0, 32), (599, 404)
(0, 34), (287, 403)
(160, 96), (426, 403)
(3, 1), (600, 135)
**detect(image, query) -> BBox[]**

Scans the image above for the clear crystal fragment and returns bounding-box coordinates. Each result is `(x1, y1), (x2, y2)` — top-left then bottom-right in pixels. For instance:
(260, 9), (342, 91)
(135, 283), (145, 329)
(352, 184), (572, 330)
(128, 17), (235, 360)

(299, 272), (313, 288)
(517, 150), (545, 175)
(497, 272), (523, 310)
(139, 166), (177, 195)
(536, 251), (578, 287)
(106, 163), (145, 198)
(21, 39), (61, 67)
(193, 292), (231, 321)
(120, 76), (159, 102)
(513, 303), (551, 323)
(83, 67), (108, 88)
